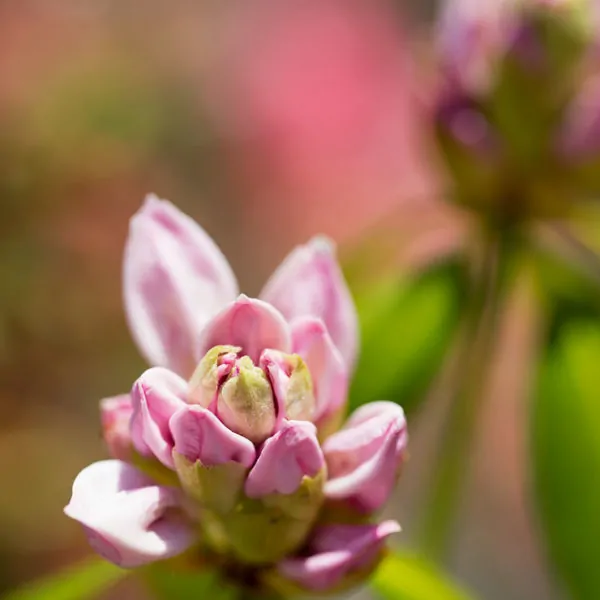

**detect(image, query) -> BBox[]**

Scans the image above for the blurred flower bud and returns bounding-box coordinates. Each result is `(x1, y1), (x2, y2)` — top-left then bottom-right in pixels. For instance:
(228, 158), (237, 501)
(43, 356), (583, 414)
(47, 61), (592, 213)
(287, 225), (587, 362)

(100, 394), (133, 461)
(556, 72), (600, 194)
(434, 88), (505, 213)
(435, 0), (598, 221)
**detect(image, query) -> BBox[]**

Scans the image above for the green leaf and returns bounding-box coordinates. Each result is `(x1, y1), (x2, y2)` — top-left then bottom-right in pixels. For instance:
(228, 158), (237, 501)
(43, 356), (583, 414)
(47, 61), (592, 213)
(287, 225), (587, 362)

(531, 315), (600, 599)
(144, 564), (239, 600)
(349, 260), (465, 415)
(372, 551), (476, 600)
(0, 557), (127, 600)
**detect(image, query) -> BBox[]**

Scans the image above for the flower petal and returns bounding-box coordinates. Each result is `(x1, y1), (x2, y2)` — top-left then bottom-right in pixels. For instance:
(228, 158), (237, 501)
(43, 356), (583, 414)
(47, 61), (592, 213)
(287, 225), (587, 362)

(170, 405), (256, 467)
(260, 237), (359, 370)
(291, 317), (348, 422)
(197, 295), (291, 363)
(130, 368), (188, 469)
(323, 402), (407, 513)
(100, 394), (134, 461)
(124, 195), (238, 377)
(245, 421), (324, 497)
(260, 349), (315, 427)
(64, 460), (194, 568)
(278, 520), (400, 591)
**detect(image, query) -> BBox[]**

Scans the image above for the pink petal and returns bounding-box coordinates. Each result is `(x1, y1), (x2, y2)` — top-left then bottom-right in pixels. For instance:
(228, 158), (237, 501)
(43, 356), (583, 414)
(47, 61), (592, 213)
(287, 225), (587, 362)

(130, 368), (188, 469)
(124, 195), (238, 377)
(260, 237), (359, 370)
(259, 349), (290, 427)
(260, 349), (315, 426)
(291, 317), (348, 422)
(245, 421), (324, 497)
(64, 460), (194, 568)
(278, 520), (400, 591)
(100, 394), (134, 461)
(323, 402), (407, 513)
(170, 405), (256, 467)
(197, 295), (291, 363)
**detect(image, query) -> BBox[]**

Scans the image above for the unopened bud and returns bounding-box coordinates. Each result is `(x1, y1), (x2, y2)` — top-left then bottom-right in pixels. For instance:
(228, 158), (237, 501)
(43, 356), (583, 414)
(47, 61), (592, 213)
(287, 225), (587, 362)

(190, 346), (315, 444)
(219, 355), (277, 443)
(189, 345), (240, 407)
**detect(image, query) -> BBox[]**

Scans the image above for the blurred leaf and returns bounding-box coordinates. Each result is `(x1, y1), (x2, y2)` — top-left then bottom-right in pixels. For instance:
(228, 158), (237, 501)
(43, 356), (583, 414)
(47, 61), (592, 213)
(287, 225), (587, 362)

(531, 315), (600, 599)
(0, 558), (126, 600)
(532, 234), (600, 319)
(144, 564), (239, 600)
(349, 260), (466, 415)
(372, 551), (476, 600)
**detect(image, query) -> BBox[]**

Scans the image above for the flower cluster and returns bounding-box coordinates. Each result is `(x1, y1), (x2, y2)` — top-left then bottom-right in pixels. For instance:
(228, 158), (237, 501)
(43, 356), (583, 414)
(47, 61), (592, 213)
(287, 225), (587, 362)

(65, 196), (407, 596)
(435, 0), (600, 220)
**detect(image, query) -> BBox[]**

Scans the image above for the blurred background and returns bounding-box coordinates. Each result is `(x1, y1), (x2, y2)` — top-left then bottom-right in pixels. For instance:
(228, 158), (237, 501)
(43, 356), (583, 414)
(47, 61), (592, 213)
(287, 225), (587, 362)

(0, 1), (577, 599)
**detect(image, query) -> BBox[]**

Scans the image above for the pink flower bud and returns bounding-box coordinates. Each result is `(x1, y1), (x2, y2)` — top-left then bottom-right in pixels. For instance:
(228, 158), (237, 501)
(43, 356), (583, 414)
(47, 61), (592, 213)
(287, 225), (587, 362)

(323, 402), (407, 513)
(197, 295), (292, 364)
(67, 197), (406, 588)
(261, 237), (359, 371)
(130, 368), (188, 468)
(124, 195), (238, 377)
(171, 405), (256, 468)
(190, 343), (315, 444)
(557, 73), (600, 162)
(100, 394), (134, 461)
(64, 460), (193, 568)
(245, 421), (324, 497)
(290, 317), (349, 428)
(278, 520), (400, 592)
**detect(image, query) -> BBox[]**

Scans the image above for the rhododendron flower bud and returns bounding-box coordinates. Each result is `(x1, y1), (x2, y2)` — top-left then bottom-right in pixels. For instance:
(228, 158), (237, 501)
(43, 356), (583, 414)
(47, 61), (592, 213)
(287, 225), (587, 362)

(65, 197), (406, 597)
(189, 344), (315, 444)
(274, 520), (401, 594)
(100, 394), (134, 461)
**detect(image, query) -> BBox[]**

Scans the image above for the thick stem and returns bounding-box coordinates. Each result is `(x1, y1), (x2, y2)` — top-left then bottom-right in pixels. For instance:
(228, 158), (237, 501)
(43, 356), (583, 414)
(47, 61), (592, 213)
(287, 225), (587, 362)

(417, 230), (506, 562)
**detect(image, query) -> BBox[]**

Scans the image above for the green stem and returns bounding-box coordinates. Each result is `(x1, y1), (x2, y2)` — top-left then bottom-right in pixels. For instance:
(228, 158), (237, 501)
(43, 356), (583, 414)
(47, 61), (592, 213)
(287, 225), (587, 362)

(417, 230), (506, 562)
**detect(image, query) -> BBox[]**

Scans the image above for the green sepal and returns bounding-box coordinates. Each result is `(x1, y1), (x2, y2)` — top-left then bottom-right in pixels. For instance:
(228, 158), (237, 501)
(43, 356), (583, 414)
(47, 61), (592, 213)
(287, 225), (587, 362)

(173, 451), (248, 514)
(173, 451), (325, 565)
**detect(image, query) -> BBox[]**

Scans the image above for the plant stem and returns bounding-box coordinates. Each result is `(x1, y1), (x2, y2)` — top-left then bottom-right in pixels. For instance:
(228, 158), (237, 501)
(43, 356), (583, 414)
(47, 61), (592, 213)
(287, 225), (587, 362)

(417, 230), (506, 562)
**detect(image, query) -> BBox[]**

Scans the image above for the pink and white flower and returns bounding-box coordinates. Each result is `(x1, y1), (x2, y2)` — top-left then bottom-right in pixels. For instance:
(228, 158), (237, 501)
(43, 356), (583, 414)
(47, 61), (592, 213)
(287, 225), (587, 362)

(65, 196), (407, 594)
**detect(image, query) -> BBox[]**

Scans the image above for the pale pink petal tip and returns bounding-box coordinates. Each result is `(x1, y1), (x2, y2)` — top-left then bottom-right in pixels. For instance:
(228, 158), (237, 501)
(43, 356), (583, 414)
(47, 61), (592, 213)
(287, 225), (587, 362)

(197, 295), (291, 363)
(130, 368), (188, 468)
(278, 520), (400, 591)
(260, 237), (359, 370)
(323, 402), (407, 513)
(64, 460), (194, 568)
(245, 421), (324, 498)
(100, 394), (134, 461)
(170, 405), (256, 467)
(124, 195), (238, 377)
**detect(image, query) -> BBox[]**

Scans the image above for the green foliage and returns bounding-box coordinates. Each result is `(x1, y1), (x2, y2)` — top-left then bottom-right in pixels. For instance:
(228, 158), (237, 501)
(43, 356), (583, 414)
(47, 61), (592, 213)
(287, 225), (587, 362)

(144, 565), (240, 600)
(0, 558), (126, 600)
(372, 551), (476, 600)
(531, 314), (600, 599)
(349, 260), (466, 416)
